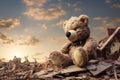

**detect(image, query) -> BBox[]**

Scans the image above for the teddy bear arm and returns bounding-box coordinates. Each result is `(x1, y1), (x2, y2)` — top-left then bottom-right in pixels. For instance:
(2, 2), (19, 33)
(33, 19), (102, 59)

(61, 42), (72, 54)
(83, 37), (98, 59)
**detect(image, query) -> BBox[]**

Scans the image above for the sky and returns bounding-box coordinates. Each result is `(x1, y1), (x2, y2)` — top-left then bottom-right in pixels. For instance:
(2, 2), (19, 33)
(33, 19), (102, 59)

(0, 0), (120, 62)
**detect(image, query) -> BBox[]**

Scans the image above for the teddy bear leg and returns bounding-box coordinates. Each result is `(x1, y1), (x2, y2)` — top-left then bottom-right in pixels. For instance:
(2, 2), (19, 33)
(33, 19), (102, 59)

(49, 51), (73, 68)
(72, 47), (88, 67)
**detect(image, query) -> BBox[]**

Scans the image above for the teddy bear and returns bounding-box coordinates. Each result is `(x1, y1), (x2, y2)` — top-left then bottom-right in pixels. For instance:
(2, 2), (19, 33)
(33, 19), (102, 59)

(49, 14), (98, 67)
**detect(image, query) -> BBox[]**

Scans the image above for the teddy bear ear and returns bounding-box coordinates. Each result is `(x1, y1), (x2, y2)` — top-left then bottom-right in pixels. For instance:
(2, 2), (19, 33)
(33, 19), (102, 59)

(79, 14), (89, 25)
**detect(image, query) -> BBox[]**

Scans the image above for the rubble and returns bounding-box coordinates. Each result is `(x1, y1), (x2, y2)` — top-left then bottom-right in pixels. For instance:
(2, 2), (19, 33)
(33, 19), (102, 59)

(0, 57), (120, 80)
(0, 27), (119, 80)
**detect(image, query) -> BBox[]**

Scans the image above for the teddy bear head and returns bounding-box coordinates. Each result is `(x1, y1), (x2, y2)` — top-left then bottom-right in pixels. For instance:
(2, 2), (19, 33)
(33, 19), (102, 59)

(63, 14), (90, 42)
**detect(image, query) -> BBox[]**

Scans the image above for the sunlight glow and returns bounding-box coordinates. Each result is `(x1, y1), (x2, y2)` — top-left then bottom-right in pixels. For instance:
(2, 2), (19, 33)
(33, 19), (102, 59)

(5, 45), (27, 60)
(12, 48), (24, 58)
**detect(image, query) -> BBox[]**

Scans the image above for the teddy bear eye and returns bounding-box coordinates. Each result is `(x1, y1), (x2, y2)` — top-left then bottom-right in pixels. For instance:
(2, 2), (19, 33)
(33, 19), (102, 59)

(74, 28), (77, 30)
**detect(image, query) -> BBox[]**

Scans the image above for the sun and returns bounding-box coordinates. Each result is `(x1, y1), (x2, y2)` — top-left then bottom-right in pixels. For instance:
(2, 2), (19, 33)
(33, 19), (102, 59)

(6, 45), (26, 60)
(12, 48), (24, 58)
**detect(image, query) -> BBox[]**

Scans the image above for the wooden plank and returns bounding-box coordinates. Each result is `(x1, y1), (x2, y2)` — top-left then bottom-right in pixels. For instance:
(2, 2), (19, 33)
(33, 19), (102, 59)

(98, 27), (120, 50)
(114, 60), (120, 66)
(33, 70), (48, 76)
(87, 65), (97, 71)
(87, 61), (112, 76)
(39, 71), (60, 78)
(61, 65), (86, 74)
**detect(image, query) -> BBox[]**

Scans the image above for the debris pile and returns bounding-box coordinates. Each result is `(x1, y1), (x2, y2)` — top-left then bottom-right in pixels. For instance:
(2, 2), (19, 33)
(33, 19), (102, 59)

(0, 57), (120, 80)
(0, 56), (42, 80)
(0, 27), (119, 80)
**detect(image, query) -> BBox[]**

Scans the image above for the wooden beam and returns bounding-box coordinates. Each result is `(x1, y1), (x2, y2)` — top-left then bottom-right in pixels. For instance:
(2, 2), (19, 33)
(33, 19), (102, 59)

(98, 27), (120, 51)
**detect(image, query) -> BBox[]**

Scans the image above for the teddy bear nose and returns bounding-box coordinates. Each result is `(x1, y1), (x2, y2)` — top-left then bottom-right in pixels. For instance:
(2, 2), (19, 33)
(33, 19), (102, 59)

(66, 32), (71, 37)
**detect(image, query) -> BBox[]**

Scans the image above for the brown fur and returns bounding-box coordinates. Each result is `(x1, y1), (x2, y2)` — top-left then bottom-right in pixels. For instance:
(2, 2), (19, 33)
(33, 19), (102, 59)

(49, 14), (97, 67)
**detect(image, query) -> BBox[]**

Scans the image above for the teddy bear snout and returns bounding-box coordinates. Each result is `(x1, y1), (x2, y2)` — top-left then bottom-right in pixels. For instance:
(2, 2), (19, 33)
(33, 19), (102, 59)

(66, 32), (71, 38)
(66, 30), (78, 42)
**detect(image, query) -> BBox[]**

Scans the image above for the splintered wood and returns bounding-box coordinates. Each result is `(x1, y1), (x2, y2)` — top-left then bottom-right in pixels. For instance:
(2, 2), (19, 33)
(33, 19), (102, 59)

(0, 57), (120, 79)
(97, 27), (120, 60)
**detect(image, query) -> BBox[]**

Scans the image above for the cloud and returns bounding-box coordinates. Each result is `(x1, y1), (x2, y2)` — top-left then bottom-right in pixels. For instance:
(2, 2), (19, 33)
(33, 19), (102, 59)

(23, 0), (34, 6)
(24, 6), (66, 20)
(66, 3), (71, 7)
(66, 3), (77, 7)
(23, 0), (66, 21)
(0, 32), (8, 40)
(56, 19), (65, 26)
(105, 18), (120, 27)
(0, 18), (20, 30)
(105, 0), (120, 9)
(74, 7), (81, 12)
(93, 17), (120, 30)
(93, 16), (120, 31)
(18, 36), (40, 46)
(105, 0), (111, 4)
(41, 24), (47, 29)
(66, 3), (81, 12)
(0, 32), (14, 44)
(33, 52), (43, 56)
(94, 17), (109, 21)
(48, 36), (67, 43)
(27, 36), (40, 45)
(24, 28), (30, 33)
(42, 37), (66, 44)
(93, 26), (106, 32)
(23, 0), (48, 7)
(94, 17), (110, 25)
(0, 32), (40, 46)
(57, 0), (61, 2)
(112, 3), (120, 8)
